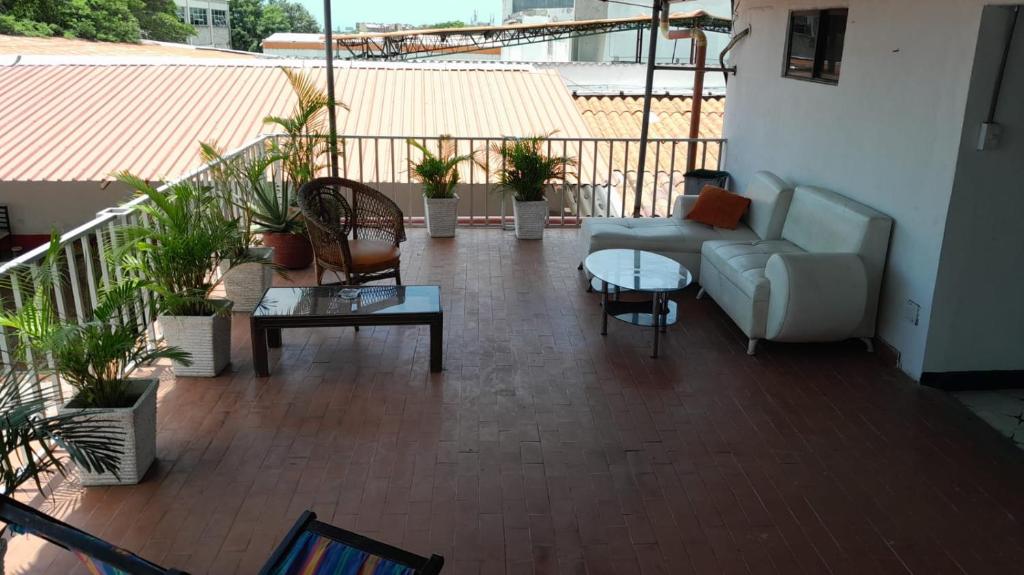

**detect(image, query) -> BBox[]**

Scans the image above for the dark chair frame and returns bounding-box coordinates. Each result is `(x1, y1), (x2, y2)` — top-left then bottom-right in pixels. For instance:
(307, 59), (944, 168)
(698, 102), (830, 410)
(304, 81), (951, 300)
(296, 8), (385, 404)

(0, 205), (12, 259)
(297, 177), (406, 286)
(0, 494), (187, 575)
(259, 510), (444, 575)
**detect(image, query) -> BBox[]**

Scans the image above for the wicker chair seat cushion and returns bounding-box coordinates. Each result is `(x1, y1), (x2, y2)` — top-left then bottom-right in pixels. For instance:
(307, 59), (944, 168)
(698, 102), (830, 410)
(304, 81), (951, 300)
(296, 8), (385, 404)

(349, 239), (401, 269)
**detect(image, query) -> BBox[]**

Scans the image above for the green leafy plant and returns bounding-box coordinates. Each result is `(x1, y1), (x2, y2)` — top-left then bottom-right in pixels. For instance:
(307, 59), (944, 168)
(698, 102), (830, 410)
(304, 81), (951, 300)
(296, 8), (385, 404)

(257, 68), (348, 235)
(0, 365), (124, 494)
(408, 136), (475, 199)
(0, 235), (191, 408)
(264, 67), (345, 193)
(480, 133), (577, 202)
(114, 173), (260, 317)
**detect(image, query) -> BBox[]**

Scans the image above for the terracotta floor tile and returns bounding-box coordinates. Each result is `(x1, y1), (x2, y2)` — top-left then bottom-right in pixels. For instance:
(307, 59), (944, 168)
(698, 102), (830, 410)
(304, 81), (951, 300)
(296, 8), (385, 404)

(7, 228), (1024, 574)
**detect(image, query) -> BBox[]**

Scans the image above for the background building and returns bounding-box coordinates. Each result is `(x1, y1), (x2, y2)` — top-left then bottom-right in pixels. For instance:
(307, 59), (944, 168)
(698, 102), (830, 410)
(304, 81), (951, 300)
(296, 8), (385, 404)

(174, 0), (232, 49)
(503, 0), (731, 64)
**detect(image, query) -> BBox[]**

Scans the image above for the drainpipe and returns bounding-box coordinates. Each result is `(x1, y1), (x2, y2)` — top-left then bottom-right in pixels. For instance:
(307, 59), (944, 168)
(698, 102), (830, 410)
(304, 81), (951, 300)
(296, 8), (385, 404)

(658, 4), (708, 172)
(686, 29), (707, 172)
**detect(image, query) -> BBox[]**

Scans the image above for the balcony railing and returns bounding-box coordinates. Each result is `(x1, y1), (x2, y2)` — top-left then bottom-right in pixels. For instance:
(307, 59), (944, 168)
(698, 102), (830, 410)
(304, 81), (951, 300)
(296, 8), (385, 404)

(0, 132), (724, 377)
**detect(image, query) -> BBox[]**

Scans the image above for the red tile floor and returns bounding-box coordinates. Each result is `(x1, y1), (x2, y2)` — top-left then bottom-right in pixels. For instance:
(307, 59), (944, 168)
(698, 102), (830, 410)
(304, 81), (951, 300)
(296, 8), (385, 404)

(8, 228), (1024, 574)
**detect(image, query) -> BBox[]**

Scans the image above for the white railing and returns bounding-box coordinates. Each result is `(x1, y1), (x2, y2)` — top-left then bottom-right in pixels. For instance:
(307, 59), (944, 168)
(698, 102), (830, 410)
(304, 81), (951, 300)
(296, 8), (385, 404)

(334, 134), (725, 223)
(0, 132), (725, 374)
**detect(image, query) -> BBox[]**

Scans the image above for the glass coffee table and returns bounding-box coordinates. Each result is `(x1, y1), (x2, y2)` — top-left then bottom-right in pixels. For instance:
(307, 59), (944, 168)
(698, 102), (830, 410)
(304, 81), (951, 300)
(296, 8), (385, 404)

(584, 249), (692, 358)
(251, 285), (443, 376)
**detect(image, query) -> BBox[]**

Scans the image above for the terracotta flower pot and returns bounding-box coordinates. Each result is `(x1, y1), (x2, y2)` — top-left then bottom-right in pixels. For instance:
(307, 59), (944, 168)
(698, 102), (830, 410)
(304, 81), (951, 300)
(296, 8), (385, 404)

(262, 232), (313, 270)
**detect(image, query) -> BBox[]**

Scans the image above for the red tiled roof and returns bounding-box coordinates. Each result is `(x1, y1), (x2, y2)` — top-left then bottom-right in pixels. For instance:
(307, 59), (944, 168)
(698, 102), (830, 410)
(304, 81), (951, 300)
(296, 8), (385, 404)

(574, 95), (726, 215)
(0, 62), (592, 182)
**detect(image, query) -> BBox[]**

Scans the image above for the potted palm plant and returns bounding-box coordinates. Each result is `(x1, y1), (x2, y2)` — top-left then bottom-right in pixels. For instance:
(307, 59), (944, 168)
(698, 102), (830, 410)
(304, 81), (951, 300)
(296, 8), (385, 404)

(0, 364), (124, 562)
(201, 142), (279, 310)
(261, 68), (345, 269)
(0, 236), (188, 486)
(409, 136), (473, 238)
(482, 134), (576, 240)
(116, 173), (253, 377)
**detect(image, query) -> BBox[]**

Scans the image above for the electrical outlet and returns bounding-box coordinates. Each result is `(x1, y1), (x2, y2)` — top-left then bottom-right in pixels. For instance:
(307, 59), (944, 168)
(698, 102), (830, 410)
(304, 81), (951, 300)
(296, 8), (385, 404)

(904, 299), (920, 326)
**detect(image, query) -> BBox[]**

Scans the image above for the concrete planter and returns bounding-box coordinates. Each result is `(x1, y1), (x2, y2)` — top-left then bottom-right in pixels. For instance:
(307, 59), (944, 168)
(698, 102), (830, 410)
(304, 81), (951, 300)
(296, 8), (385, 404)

(513, 199), (548, 240)
(221, 247), (274, 313)
(424, 195), (459, 238)
(158, 309), (232, 377)
(59, 379), (158, 486)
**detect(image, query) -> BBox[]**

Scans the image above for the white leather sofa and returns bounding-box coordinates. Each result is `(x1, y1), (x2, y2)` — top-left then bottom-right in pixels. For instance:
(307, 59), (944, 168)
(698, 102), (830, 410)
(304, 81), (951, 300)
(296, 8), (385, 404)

(577, 171), (794, 281)
(698, 186), (893, 354)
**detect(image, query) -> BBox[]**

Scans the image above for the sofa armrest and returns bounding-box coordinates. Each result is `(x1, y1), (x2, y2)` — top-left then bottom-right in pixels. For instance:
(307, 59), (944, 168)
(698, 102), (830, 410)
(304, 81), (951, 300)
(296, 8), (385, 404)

(672, 195), (699, 220)
(764, 252), (868, 341)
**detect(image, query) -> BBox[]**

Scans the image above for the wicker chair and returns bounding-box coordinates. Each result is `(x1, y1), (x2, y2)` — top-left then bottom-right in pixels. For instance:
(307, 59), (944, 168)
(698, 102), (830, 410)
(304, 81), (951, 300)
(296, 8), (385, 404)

(297, 177), (407, 286)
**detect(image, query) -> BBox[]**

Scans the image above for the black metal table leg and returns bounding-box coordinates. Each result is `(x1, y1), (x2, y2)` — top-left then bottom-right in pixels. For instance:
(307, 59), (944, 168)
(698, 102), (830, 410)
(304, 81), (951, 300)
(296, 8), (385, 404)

(651, 293), (660, 358)
(267, 328), (282, 348)
(661, 296), (669, 333)
(601, 280), (609, 336)
(252, 323), (271, 377)
(429, 316), (443, 372)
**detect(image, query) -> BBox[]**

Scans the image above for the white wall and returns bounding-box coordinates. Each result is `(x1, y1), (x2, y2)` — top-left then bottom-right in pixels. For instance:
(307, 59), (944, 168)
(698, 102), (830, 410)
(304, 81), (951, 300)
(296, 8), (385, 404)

(925, 5), (1024, 374)
(0, 181), (134, 235)
(723, 0), (1017, 379)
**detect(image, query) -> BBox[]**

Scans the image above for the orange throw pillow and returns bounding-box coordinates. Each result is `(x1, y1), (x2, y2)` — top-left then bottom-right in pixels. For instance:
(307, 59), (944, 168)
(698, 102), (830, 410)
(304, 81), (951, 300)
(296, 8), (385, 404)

(685, 185), (751, 229)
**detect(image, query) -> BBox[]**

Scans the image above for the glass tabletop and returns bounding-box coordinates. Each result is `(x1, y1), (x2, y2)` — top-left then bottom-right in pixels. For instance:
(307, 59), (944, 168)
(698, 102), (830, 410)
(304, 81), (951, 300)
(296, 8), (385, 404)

(253, 285), (440, 317)
(584, 249), (692, 293)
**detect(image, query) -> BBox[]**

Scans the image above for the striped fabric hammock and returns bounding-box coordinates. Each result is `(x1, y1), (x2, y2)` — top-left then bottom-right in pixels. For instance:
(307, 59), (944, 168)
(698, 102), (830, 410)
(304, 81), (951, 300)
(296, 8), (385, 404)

(269, 530), (415, 575)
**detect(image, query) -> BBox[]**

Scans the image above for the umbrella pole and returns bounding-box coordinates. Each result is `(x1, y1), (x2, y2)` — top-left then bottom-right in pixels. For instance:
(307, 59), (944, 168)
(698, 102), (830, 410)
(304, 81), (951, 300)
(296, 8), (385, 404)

(324, 0), (340, 178)
(633, 0), (660, 217)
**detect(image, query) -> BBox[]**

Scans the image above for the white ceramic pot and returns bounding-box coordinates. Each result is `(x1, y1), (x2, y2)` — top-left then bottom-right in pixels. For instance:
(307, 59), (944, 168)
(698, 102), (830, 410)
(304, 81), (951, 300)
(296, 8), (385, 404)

(424, 195), (459, 238)
(59, 379), (158, 486)
(221, 247), (274, 313)
(513, 199), (548, 240)
(158, 308), (232, 377)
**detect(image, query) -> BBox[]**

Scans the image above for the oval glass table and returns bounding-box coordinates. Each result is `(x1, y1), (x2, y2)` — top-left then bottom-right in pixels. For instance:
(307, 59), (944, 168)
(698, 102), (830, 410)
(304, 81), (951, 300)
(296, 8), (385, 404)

(584, 249), (693, 358)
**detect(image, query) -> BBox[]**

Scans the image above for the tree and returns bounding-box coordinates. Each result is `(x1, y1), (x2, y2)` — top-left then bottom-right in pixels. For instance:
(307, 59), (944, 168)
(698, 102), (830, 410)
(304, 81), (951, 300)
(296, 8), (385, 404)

(270, 0), (318, 33)
(60, 0), (141, 42)
(132, 0), (194, 42)
(422, 20), (466, 29)
(229, 0), (263, 52)
(229, 0), (320, 52)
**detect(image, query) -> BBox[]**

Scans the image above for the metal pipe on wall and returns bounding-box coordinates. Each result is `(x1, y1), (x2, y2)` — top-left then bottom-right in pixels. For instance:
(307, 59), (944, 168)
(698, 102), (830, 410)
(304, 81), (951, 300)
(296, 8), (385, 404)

(686, 29), (708, 172)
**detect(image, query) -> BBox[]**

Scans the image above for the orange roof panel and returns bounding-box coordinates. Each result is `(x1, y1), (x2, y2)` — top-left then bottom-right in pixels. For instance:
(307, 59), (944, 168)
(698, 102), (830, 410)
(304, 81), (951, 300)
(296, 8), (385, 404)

(0, 62), (593, 182)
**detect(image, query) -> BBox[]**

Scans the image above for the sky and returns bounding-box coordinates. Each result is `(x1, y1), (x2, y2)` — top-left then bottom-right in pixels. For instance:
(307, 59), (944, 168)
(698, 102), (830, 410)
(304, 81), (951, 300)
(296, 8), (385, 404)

(296, 0), (504, 31)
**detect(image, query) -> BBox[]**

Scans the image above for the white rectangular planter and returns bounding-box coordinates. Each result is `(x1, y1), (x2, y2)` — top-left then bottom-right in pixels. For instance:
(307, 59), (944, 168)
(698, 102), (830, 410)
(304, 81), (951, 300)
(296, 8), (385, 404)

(158, 311), (232, 377)
(424, 195), (459, 238)
(513, 199), (548, 240)
(221, 247), (274, 313)
(59, 379), (158, 486)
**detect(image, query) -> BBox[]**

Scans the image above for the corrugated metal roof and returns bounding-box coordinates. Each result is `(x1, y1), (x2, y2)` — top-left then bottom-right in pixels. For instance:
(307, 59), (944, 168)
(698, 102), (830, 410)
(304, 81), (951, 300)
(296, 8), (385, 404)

(0, 34), (255, 59)
(0, 62), (592, 182)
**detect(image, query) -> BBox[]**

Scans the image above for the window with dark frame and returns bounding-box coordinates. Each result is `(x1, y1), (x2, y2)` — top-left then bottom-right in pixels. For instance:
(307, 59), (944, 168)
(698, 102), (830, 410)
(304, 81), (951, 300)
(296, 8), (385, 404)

(212, 9), (228, 27)
(189, 7), (208, 26)
(784, 8), (848, 84)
